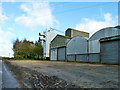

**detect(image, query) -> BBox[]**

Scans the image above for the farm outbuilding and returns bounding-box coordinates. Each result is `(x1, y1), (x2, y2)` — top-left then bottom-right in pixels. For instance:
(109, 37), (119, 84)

(49, 26), (120, 64)
(50, 35), (71, 61)
(100, 35), (120, 64)
(88, 26), (120, 63)
(67, 36), (88, 61)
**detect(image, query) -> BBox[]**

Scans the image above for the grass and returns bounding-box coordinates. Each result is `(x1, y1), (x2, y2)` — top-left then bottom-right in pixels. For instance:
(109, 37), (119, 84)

(3, 58), (101, 64)
(66, 60), (101, 64)
(3, 58), (50, 61)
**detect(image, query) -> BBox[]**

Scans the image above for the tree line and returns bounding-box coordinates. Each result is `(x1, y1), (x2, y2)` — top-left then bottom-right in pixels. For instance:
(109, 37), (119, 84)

(13, 38), (43, 59)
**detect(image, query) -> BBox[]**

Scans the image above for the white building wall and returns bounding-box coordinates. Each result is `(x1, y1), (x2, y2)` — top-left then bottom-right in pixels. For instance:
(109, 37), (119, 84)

(43, 30), (57, 58)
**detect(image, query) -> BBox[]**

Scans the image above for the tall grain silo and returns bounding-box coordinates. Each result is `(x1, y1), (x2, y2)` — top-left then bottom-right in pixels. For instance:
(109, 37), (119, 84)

(39, 30), (57, 59)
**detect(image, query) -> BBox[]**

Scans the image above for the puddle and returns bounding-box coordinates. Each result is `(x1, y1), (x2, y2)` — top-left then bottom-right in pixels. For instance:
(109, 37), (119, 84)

(2, 62), (21, 88)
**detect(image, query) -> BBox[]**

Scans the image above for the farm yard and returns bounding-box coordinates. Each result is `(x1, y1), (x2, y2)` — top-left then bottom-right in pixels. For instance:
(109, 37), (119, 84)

(0, 2), (120, 89)
(4, 60), (119, 88)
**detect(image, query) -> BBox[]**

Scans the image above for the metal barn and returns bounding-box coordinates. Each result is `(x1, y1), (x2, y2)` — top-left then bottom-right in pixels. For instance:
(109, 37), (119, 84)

(100, 35), (120, 64)
(88, 26), (120, 62)
(50, 35), (71, 61)
(67, 36), (88, 61)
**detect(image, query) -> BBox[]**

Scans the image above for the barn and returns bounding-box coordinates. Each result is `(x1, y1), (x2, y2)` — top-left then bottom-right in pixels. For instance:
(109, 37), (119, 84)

(50, 35), (71, 61)
(88, 26), (120, 64)
(99, 35), (120, 64)
(50, 26), (120, 64)
(67, 36), (88, 61)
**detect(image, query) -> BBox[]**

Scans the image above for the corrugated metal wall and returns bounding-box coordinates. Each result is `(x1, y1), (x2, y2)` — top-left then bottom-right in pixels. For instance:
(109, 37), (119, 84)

(118, 41), (120, 65)
(89, 53), (100, 62)
(50, 35), (71, 61)
(67, 36), (88, 61)
(88, 27), (120, 62)
(100, 40), (119, 64)
(89, 40), (100, 53)
(67, 54), (88, 61)
(58, 47), (66, 61)
(50, 35), (70, 48)
(50, 27), (120, 64)
(50, 48), (57, 60)
(76, 54), (88, 61)
(67, 55), (75, 61)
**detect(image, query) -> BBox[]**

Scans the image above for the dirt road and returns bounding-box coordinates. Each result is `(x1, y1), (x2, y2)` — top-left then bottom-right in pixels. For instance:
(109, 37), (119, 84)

(4, 60), (118, 88)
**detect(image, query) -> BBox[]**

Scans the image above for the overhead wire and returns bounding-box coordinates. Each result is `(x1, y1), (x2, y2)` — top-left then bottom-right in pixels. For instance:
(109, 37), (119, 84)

(48, 2), (115, 33)
(52, 2), (115, 15)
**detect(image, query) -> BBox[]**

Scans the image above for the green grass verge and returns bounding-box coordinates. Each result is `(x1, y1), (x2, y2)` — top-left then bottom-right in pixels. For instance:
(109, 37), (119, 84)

(3, 58), (101, 64)
(3, 58), (50, 61)
(66, 60), (101, 64)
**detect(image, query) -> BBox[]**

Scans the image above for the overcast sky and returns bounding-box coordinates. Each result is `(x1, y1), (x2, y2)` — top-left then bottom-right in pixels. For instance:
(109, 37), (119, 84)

(0, 0), (119, 57)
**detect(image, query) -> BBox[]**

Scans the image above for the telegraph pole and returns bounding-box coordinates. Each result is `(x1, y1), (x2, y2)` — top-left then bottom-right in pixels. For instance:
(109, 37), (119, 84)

(9, 53), (10, 57)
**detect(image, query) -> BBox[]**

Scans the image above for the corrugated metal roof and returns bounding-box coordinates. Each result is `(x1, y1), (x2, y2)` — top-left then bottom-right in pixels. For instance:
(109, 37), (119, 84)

(89, 27), (120, 40)
(50, 34), (71, 48)
(114, 25), (120, 29)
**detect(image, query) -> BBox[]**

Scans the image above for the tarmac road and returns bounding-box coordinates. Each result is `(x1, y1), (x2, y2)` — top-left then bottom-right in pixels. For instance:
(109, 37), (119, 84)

(2, 60), (21, 88)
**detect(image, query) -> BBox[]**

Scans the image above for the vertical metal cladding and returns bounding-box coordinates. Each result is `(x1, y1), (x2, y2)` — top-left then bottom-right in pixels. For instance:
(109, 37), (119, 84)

(89, 27), (120, 63)
(67, 55), (76, 61)
(58, 47), (66, 61)
(50, 35), (71, 61)
(50, 26), (120, 64)
(76, 54), (88, 62)
(100, 35), (120, 64)
(67, 36), (88, 61)
(50, 48), (57, 60)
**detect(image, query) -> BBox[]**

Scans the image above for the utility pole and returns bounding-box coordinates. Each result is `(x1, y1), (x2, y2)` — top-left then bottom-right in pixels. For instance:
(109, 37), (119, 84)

(8, 53), (10, 58)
